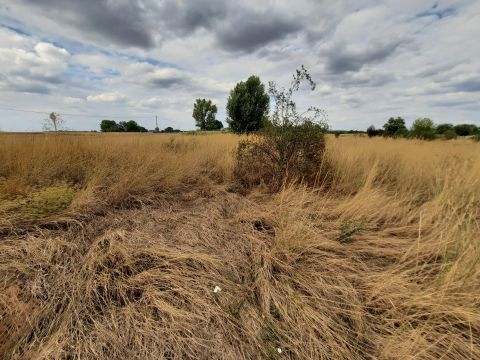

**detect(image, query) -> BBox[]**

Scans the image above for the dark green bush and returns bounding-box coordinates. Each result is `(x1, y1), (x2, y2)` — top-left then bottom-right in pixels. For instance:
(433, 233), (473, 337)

(454, 124), (478, 136)
(436, 123), (454, 134)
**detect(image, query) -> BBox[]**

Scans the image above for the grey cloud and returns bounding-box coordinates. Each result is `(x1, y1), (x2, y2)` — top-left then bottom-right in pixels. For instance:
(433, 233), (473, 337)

(453, 78), (480, 93)
(431, 98), (478, 107)
(217, 13), (301, 52)
(17, 0), (154, 48)
(1, 80), (50, 94)
(332, 72), (396, 88)
(158, 0), (227, 35)
(14, 0), (302, 52)
(147, 77), (186, 88)
(325, 40), (403, 74)
(122, 63), (190, 89)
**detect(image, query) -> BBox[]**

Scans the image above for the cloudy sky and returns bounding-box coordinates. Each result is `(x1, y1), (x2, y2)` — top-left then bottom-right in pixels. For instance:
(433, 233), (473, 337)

(0, 0), (478, 131)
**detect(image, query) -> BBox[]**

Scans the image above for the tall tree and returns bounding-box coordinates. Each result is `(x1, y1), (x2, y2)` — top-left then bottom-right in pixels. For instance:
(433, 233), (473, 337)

(192, 99), (218, 130)
(226, 75), (269, 134)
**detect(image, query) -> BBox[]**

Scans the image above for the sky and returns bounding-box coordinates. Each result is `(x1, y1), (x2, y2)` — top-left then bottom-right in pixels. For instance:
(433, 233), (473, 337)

(0, 0), (478, 131)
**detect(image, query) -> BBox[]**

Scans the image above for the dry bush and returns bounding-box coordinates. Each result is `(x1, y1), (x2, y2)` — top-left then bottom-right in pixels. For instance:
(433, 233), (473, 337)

(1, 133), (480, 359)
(234, 66), (328, 191)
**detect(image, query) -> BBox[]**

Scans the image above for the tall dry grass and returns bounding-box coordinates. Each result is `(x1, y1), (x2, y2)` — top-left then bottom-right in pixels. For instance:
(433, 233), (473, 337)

(0, 132), (479, 359)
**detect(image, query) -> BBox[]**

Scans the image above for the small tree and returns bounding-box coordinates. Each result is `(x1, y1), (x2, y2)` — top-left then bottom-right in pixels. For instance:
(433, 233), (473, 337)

(44, 112), (65, 132)
(192, 99), (218, 131)
(383, 117), (407, 137)
(226, 75), (269, 134)
(411, 118), (436, 140)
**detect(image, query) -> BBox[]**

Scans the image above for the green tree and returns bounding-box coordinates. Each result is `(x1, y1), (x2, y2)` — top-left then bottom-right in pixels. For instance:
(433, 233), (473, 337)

(411, 118), (436, 140)
(206, 119), (223, 131)
(454, 124), (478, 136)
(100, 120), (118, 132)
(101, 120), (147, 132)
(436, 123), (453, 134)
(226, 75), (269, 134)
(192, 99), (218, 130)
(383, 117), (407, 137)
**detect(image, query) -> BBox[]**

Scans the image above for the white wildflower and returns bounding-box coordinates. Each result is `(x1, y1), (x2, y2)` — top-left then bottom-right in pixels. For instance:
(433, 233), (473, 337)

(277, 347), (282, 354)
(213, 285), (222, 293)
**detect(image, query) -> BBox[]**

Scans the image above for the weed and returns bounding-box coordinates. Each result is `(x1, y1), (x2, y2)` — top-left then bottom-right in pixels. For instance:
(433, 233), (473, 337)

(338, 219), (365, 243)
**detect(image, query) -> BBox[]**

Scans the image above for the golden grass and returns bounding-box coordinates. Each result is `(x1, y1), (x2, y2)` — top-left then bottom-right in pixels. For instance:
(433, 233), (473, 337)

(0, 132), (479, 359)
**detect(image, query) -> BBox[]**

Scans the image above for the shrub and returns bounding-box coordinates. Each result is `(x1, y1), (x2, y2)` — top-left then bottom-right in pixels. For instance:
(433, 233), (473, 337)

(444, 129), (457, 140)
(234, 66), (328, 190)
(411, 118), (436, 140)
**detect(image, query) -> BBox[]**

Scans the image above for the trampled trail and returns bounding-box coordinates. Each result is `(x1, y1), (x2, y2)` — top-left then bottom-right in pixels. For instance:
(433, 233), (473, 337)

(2, 184), (479, 359)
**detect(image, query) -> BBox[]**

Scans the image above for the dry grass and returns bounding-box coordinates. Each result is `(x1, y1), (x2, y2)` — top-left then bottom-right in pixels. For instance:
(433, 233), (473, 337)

(0, 132), (479, 359)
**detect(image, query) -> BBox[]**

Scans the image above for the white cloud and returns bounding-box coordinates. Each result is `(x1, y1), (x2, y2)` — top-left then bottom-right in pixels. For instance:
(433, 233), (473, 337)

(87, 92), (127, 103)
(63, 97), (84, 104)
(0, 36), (70, 94)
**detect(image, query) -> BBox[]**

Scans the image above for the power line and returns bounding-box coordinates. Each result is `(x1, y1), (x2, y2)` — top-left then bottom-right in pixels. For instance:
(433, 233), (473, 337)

(0, 104), (155, 119)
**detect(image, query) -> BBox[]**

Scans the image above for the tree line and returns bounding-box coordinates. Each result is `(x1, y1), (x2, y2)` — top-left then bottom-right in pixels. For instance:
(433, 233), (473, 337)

(367, 117), (479, 140)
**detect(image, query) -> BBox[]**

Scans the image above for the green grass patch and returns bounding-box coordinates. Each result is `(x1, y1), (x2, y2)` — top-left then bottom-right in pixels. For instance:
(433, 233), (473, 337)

(0, 183), (77, 222)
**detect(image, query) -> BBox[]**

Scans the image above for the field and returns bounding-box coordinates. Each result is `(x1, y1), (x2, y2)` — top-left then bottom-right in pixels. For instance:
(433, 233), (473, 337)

(1, 132), (479, 359)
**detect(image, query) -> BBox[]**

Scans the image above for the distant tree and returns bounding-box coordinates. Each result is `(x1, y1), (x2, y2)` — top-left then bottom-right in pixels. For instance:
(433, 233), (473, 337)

(44, 112), (65, 132)
(207, 119), (223, 131)
(383, 117), (407, 137)
(192, 99), (218, 130)
(161, 127), (181, 133)
(100, 120), (119, 132)
(436, 123), (454, 134)
(226, 75), (269, 134)
(100, 119), (147, 132)
(366, 125), (383, 137)
(454, 124), (478, 136)
(411, 118), (436, 140)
